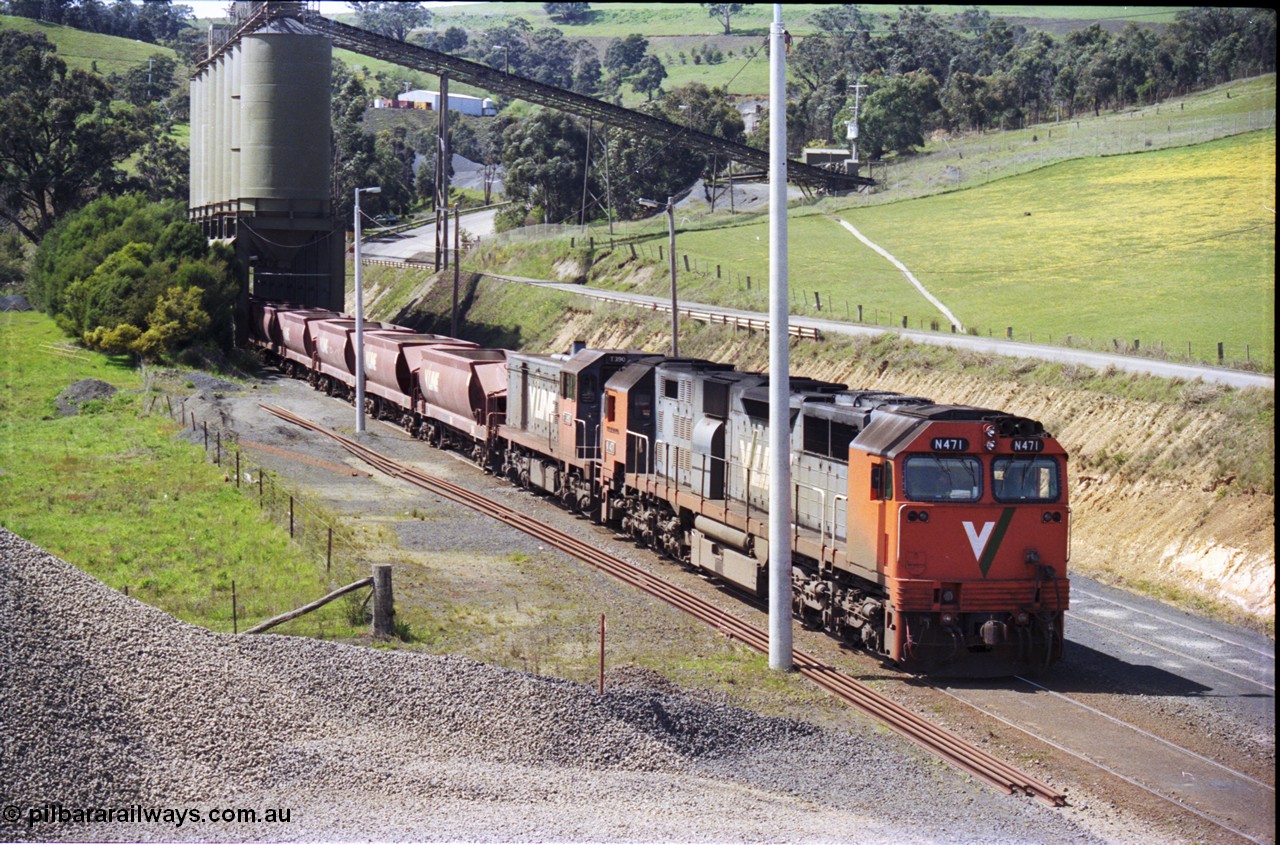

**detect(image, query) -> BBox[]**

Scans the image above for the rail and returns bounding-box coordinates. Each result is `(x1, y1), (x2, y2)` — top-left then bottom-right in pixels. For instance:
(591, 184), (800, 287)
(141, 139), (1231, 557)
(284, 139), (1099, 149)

(261, 403), (1067, 807)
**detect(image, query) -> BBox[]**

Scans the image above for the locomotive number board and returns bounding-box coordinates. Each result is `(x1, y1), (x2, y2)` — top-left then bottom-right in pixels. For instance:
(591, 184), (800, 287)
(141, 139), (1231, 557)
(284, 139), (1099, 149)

(930, 437), (969, 452)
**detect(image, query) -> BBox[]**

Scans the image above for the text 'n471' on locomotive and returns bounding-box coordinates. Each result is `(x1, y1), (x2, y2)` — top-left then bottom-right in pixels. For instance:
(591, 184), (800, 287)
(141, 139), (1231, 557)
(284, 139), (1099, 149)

(250, 300), (1070, 676)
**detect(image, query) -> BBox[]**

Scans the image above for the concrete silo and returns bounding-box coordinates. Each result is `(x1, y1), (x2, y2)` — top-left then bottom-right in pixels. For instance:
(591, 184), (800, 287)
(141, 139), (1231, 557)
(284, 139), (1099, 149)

(190, 11), (344, 320)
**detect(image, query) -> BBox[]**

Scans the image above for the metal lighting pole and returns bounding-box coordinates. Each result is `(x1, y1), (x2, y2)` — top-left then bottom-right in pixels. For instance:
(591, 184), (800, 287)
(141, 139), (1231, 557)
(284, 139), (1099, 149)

(639, 196), (679, 357)
(492, 44), (509, 75)
(353, 185), (381, 434)
(768, 4), (793, 672)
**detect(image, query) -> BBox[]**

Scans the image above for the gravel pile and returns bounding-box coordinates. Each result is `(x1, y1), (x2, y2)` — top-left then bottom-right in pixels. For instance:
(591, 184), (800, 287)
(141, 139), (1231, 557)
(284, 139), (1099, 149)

(1, 527), (1102, 843)
(53, 378), (117, 416)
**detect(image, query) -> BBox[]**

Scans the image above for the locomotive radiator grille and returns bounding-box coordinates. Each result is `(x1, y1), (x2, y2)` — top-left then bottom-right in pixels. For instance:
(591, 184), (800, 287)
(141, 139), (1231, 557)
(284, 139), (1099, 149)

(890, 579), (1069, 612)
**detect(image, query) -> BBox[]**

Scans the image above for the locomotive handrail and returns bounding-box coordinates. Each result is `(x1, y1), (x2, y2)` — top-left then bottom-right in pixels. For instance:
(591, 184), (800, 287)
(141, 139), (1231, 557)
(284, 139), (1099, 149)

(572, 416), (601, 462)
(624, 430), (651, 475)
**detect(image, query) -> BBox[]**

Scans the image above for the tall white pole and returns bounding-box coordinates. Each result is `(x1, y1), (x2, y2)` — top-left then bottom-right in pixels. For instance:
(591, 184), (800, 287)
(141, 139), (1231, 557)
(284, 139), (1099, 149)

(354, 187), (366, 434)
(768, 3), (793, 672)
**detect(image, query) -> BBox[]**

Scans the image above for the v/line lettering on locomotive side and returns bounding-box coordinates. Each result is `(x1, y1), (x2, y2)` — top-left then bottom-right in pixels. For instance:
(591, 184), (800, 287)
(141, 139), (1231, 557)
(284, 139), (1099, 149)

(529, 380), (558, 425)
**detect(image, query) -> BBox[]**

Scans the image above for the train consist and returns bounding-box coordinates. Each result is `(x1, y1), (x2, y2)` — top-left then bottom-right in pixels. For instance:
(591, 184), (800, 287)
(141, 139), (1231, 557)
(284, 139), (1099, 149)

(250, 300), (1070, 675)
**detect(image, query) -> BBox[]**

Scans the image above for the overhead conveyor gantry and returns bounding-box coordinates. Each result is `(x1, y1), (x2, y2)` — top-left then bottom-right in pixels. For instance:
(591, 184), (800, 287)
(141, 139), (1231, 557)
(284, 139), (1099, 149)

(299, 12), (874, 195)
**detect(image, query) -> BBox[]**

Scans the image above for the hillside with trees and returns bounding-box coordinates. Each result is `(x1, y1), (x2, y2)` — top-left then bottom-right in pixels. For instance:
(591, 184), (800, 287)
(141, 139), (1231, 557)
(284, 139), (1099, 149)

(0, 3), (1274, 359)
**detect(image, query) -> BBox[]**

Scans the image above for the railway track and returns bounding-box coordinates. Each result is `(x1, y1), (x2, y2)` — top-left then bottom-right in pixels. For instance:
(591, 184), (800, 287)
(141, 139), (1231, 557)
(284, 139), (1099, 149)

(261, 404), (1067, 807)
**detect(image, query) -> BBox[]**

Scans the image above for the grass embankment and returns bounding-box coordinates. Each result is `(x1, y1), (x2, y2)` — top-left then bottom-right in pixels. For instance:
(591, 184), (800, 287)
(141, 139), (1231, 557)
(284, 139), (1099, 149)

(0, 14), (174, 76)
(0, 311), (363, 638)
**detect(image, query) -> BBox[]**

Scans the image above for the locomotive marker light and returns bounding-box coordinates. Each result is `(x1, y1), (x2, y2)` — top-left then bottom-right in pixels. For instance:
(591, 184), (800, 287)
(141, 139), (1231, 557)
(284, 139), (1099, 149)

(768, 3), (793, 672)
(353, 185), (381, 434)
(637, 196), (680, 357)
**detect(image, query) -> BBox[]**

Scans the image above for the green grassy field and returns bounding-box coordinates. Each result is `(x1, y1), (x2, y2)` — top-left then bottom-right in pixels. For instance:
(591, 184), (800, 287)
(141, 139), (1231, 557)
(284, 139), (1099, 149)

(0, 311), (364, 638)
(0, 14), (175, 76)
(546, 83), (1275, 371)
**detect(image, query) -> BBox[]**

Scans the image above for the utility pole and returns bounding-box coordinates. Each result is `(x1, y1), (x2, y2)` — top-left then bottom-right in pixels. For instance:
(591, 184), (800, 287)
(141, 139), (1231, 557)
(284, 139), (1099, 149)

(767, 3), (793, 672)
(637, 196), (678, 355)
(845, 81), (866, 163)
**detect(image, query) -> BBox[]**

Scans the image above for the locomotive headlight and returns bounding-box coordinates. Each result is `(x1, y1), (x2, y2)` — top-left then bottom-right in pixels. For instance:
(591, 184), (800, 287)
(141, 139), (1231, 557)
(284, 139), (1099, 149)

(985, 439), (997, 452)
(941, 589), (956, 603)
(918, 511), (929, 523)
(1042, 511), (1053, 523)
(907, 511), (918, 522)
(984, 425), (997, 439)
(1016, 612), (1030, 625)
(941, 613), (958, 626)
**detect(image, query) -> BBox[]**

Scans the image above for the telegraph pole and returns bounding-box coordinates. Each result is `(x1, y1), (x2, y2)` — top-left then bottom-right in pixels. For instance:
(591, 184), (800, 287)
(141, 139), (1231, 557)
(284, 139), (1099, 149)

(768, 3), (793, 672)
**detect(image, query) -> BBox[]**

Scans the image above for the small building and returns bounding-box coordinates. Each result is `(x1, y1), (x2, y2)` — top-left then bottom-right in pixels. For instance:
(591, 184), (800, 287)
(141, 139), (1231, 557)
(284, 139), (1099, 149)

(391, 89), (497, 117)
(801, 147), (853, 167)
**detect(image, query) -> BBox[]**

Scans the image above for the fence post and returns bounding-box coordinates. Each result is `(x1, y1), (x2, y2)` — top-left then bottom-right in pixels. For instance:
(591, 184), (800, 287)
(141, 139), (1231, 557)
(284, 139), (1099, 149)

(1217, 342), (1224, 362)
(232, 579), (238, 635)
(629, 243), (637, 259)
(814, 291), (822, 311)
(289, 495), (295, 538)
(1006, 326), (1013, 339)
(858, 305), (863, 322)
(683, 254), (690, 272)
(236, 450), (241, 487)
(902, 315), (908, 329)
(658, 245), (664, 261)
(327, 527), (333, 575)
(216, 431), (221, 465)
(372, 564), (394, 638)
(599, 613), (606, 696)
(203, 421), (208, 451)
(258, 471), (263, 505)
(746, 275), (751, 289)
(716, 264), (721, 278)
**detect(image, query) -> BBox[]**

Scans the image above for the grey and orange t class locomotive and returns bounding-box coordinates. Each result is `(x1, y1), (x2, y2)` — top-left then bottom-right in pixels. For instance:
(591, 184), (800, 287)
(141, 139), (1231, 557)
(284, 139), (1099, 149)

(251, 300), (1070, 676)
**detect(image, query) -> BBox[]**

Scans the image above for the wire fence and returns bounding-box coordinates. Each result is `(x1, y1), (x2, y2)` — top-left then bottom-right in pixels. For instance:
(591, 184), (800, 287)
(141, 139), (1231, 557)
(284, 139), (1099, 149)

(609, 239), (1270, 370)
(142, 388), (372, 637)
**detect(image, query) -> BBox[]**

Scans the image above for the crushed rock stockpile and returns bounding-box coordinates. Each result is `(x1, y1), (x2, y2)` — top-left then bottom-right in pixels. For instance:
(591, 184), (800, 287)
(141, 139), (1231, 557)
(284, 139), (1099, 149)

(0, 528), (1100, 843)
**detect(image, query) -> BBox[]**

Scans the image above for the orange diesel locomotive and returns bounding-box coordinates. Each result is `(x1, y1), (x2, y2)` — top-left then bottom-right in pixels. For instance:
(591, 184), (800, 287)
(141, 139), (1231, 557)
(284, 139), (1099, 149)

(598, 358), (1070, 675)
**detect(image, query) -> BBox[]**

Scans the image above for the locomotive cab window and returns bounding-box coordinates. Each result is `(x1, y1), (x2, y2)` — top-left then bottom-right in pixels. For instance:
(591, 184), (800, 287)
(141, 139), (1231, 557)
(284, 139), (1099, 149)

(992, 456), (1060, 503)
(580, 374), (597, 405)
(561, 373), (575, 400)
(904, 455), (981, 502)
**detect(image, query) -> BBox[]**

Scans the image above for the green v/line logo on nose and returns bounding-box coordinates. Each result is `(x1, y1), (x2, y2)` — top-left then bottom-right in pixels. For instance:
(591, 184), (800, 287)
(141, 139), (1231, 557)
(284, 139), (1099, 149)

(963, 508), (1016, 577)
